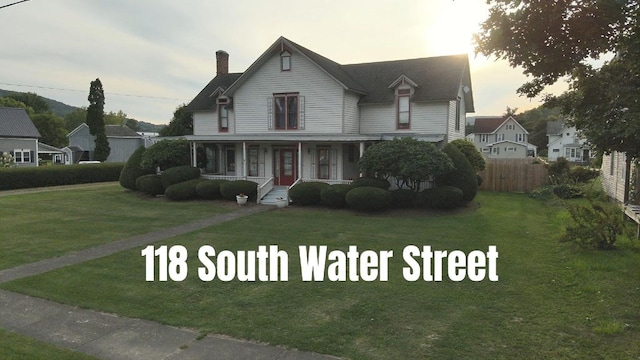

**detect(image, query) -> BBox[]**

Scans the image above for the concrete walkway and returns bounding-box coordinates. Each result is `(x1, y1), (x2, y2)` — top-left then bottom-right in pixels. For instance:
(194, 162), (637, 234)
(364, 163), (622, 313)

(0, 203), (340, 360)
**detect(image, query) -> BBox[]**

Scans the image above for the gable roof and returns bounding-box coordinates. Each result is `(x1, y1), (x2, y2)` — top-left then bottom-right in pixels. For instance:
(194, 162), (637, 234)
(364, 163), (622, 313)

(105, 125), (143, 137)
(0, 107), (41, 138)
(188, 36), (474, 112)
(547, 120), (564, 135)
(474, 116), (527, 134)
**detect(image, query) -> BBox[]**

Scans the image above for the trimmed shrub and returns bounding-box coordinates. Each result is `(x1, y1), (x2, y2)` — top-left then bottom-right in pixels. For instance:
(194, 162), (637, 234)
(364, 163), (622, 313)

(450, 139), (486, 172)
(0, 163), (124, 191)
(135, 174), (164, 196)
(161, 166), (201, 189)
(119, 146), (154, 191)
(196, 179), (229, 200)
(289, 181), (330, 206)
(476, 174), (484, 187)
(350, 177), (390, 190)
(345, 186), (392, 212)
(419, 188), (437, 208)
(219, 180), (258, 200)
(430, 186), (464, 210)
(391, 189), (417, 208)
(165, 179), (205, 201)
(320, 184), (352, 208)
(436, 143), (478, 202)
(140, 139), (191, 171)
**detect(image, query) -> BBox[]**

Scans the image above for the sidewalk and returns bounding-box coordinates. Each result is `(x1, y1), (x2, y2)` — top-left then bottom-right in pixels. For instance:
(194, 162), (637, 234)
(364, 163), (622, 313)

(0, 203), (341, 360)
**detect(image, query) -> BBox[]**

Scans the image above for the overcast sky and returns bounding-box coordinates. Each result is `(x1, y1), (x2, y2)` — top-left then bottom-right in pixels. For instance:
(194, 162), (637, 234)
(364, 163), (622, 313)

(0, 0), (568, 125)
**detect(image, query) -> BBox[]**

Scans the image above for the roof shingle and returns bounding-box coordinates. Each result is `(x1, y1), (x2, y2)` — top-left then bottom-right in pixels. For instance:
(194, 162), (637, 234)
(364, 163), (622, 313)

(0, 107), (41, 138)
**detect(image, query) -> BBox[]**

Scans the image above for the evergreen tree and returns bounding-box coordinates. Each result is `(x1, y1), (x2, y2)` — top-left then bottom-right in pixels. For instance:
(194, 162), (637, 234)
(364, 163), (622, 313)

(86, 78), (110, 161)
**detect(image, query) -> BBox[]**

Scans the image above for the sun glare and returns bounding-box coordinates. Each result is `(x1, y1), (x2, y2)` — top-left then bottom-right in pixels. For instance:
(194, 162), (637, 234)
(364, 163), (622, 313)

(423, 1), (489, 58)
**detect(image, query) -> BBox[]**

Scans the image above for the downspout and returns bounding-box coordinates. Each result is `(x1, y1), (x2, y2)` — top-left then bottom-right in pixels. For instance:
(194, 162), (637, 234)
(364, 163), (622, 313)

(242, 142), (247, 179)
(191, 142), (197, 168)
(359, 142), (365, 177)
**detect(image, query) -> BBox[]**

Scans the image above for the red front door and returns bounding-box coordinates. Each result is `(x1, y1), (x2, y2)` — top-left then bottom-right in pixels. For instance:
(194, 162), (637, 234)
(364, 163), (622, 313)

(276, 149), (296, 186)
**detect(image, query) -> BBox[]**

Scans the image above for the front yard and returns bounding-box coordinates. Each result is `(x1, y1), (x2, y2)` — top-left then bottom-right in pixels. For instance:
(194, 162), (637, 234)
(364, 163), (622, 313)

(1, 186), (639, 359)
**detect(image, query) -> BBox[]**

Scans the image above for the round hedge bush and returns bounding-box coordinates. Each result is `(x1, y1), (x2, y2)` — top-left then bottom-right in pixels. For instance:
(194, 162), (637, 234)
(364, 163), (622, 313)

(161, 166), (201, 190)
(391, 189), (418, 208)
(196, 179), (229, 200)
(165, 179), (204, 201)
(119, 146), (154, 191)
(436, 143), (478, 202)
(350, 177), (390, 190)
(419, 188), (436, 208)
(345, 186), (392, 212)
(135, 174), (164, 196)
(430, 186), (464, 210)
(289, 181), (330, 206)
(219, 180), (258, 200)
(320, 184), (352, 208)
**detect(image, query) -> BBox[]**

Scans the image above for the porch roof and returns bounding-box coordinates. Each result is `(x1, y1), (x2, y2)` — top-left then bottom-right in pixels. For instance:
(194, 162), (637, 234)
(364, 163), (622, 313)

(184, 133), (446, 143)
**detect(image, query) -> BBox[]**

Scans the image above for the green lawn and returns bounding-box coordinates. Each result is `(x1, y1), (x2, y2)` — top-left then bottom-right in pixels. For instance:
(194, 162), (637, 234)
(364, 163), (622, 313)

(2, 190), (639, 359)
(0, 329), (97, 360)
(0, 183), (233, 270)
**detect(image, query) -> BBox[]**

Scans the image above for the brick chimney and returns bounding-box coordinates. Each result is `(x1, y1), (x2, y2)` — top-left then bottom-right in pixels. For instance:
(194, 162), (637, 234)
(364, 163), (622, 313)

(216, 50), (229, 76)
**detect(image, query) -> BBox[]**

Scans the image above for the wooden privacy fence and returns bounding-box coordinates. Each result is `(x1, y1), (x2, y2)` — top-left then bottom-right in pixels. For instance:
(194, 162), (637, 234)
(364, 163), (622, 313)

(478, 159), (548, 193)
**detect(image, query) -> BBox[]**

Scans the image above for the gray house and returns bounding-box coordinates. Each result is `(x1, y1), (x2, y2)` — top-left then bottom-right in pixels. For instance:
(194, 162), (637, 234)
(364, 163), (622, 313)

(0, 107), (41, 167)
(67, 123), (145, 163)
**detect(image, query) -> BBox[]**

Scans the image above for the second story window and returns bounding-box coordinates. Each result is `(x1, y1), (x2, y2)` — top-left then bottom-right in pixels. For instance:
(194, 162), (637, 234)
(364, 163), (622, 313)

(274, 93), (298, 129)
(480, 134), (489, 143)
(516, 133), (524, 142)
(281, 51), (291, 71)
(397, 89), (411, 129)
(218, 105), (228, 132)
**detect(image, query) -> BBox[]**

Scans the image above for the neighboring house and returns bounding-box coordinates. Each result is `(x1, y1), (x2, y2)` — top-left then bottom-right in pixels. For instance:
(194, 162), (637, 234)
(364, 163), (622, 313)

(185, 36), (474, 193)
(37, 142), (66, 165)
(547, 121), (590, 162)
(601, 151), (639, 204)
(466, 116), (537, 159)
(0, 107), (41, 167)
(67, 123), (145, 163)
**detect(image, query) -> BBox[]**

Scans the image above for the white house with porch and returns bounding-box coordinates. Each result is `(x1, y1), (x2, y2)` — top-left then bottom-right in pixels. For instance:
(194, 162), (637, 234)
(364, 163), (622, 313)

(185, 36), (474, 203)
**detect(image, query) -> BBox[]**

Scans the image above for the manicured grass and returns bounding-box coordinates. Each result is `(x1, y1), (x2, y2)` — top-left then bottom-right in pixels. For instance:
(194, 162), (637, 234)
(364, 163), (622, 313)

(3, 192), (639, 359)
(0, 329), (97, 360)
(0, 183), (233, 270)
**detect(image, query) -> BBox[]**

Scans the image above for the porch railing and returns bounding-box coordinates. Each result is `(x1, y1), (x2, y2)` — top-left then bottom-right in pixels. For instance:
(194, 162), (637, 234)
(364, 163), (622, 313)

(257, 177), (274, 204)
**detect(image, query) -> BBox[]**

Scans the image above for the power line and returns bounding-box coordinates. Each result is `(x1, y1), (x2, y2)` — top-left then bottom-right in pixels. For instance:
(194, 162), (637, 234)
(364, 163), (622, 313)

(0, 0), (31, 10)
(0, 82), (191, 101)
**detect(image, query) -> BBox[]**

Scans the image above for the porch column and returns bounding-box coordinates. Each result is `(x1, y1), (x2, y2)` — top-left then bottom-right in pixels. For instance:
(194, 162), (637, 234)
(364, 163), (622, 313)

(242, 142), (247, 179)
(191, 142), (197, 168)
(359, 142), (365, 177)
(298, 142), (302, 180)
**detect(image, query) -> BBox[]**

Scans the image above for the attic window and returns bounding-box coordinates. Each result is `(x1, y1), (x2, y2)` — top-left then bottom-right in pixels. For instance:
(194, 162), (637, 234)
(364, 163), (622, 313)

(396, 88), (411, 129)
(281, 51), (291, 71)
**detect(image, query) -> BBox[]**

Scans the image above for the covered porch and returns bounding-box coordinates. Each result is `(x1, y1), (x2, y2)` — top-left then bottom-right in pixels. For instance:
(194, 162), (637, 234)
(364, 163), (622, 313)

(184, 134), (380, 203)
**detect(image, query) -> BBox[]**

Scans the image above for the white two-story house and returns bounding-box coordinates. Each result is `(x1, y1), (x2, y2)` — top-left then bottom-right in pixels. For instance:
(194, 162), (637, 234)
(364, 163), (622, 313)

(546, 121), (591, 162)
(185, 36), (474, 196)
(467, 116), (536, 159)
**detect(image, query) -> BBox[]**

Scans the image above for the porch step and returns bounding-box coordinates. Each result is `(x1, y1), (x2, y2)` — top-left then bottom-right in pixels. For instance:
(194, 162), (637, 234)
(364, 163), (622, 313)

(260, 186), (289, 205)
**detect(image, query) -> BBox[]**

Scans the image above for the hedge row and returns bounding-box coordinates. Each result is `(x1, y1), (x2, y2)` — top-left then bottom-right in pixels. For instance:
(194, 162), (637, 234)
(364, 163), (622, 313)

(0, 163), (124, 191)
(290, 181), (467, 212)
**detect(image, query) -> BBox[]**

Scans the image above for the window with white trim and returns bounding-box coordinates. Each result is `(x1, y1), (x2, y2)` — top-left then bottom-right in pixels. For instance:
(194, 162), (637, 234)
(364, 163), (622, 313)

(281, 51), (291, 71)
(480, 134), (489, 143)
(397, 89), (411, 129)
(496, 133), (505, 141)
(218, 104), (228, 132)
(13, 149), (31, 163)
(506, 124), (515, 130)
(516, 133), (525, 142)
(317, 147), (330, 179)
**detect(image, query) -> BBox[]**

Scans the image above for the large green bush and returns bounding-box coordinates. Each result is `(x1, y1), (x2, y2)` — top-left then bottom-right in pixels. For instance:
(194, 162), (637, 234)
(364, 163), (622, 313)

(195, 179), (229, 200)
(135, 174), (164, 196)
(562, 200), (624, 249)
(450, 139), (486, 172)
(320, 184), (352, 208)
(391, 189), (418, 208)
(119, 146), (154, 191)
(0, 163), (124, 190)
(570, 166), (599, 183)
(350, 177), (390, 190)
(219, 180), (258, 200)
(345, 187), (392, 212)
(436, 143), (478, 202)
(430, 186), (464, 210)
(165, 179), (205, 201)
(161, 166), (201, 189)
(289, 181), (330, 206)
(140, 139), (191, 171)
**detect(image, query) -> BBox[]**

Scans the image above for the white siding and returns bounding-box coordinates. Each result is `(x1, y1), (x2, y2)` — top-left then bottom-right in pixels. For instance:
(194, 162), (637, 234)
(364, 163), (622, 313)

(193, 109), (236, 135)
(601, 152), (629, 203)
(360, 102), (448, 134)
(343, 92), (360, 134)
(446, 86), (466, 142)
(232, 52), (345, 134)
